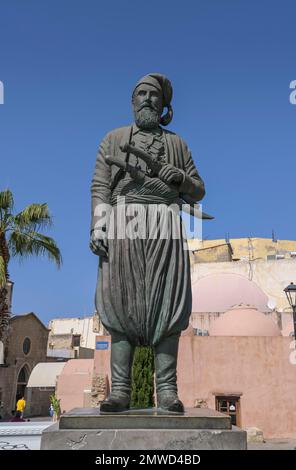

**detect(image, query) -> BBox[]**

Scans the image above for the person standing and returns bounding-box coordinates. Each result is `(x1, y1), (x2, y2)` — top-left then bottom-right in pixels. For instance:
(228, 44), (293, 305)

(16, 396), (26, 418)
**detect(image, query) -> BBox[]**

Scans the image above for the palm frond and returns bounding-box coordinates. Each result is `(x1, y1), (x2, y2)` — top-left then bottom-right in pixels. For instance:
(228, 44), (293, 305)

(0, 255), (7, 288)
(14, 203), (52, 231)
(0, 189), (14, 211)
(0, 214), (13, 232)
(9, 230), (62, 268)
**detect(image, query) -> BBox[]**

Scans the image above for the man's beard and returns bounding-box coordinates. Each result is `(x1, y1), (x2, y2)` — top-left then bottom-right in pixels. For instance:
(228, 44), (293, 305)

(134, 106), (161, 130)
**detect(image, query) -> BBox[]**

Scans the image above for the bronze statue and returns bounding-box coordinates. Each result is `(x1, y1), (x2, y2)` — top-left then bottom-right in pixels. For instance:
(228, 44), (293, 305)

(90, 73), (205, 413)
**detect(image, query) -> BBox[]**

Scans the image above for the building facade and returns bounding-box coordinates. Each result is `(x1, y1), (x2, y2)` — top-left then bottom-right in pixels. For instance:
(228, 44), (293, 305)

(47, 315), (104, 359)
(0, 312), (49, 418)
(189, 238), (296, 335)
(54, 238), (296, 438)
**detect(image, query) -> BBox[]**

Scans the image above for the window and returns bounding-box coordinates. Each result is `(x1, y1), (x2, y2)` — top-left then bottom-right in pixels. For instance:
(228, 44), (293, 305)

(72, 335), (81, 348)
(16, 366), (29, 404)
(18, 366), (27, 383)
(23, 338), (31, 355)
(216, 396), (241, 427)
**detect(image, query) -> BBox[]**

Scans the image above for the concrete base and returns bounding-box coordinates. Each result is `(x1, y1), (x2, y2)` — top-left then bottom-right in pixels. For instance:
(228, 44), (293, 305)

(41, 408), (247, 450)
(59, 407), (231, 430)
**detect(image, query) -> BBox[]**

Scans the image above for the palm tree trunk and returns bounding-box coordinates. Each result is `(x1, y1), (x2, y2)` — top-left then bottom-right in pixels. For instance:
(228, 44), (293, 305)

(0, 231), (10, 280)
(0, 231), (10, 342)
(0, 286), (9, 342)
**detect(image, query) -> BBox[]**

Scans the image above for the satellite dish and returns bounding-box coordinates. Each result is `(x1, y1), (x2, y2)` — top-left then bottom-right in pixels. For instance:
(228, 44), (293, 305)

(267, 298), (276, 310)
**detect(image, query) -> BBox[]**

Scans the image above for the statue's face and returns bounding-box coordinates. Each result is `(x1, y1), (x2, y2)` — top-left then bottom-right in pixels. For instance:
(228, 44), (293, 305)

(133, 83), (163, 114)
(132, 83), (163, 130)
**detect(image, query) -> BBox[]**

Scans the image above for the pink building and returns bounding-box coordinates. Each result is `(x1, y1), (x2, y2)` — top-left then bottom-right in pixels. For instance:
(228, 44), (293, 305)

(56, 275), (296, 438)
(56, 359), (93, 412)
(177, 306), (296, 438)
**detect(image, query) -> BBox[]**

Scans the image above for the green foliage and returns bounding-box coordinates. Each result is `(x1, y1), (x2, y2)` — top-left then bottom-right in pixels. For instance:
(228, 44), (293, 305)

(49, 394), (61, 416)
(0, 189), (62, 340)
(9, 231), (61, 267)
(131, 346), (155, 408)
(0, 189), (14, 212)
(14, 203), (52, 231)
(0, 189), (62, 276)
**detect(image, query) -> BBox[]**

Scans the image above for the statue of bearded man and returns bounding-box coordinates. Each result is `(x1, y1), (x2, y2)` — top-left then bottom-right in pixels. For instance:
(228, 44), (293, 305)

(90, 73), (205, 413)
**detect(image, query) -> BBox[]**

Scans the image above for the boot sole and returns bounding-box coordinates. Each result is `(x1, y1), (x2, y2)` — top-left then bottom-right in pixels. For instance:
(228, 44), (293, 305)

(100, 403), (130, 413)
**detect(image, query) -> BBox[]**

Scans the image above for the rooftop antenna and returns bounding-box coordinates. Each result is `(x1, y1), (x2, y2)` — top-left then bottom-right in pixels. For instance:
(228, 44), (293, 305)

(272, 229), (277, 243)
(248, 236), (254, 260)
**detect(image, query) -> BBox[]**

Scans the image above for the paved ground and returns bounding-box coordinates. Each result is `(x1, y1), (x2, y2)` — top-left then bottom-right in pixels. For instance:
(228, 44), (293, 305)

(0, 420), (52, 450)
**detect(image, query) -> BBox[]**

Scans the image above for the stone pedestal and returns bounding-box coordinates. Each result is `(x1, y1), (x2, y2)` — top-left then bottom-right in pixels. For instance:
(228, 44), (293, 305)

(41, 407), (247, 450)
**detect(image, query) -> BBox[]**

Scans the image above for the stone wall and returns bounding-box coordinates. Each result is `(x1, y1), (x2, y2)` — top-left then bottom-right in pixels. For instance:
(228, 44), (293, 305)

(0, 313), (49, 418)
(193, 243), (232, 263)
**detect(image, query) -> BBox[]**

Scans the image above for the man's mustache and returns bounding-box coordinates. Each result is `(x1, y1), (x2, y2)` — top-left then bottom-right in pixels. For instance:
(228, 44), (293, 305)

(137, 102), (159, 112)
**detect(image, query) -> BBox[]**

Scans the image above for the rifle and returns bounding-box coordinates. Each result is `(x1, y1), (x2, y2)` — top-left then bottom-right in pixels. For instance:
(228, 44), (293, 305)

(105, 154), (213, 220)
(121, 143), (213, 219)
(121, 142), (163, 176)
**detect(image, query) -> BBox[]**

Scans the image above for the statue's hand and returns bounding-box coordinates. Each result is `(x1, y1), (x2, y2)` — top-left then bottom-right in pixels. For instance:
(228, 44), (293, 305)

(158, 164), (185, 185)
(89, 228), (109, 258)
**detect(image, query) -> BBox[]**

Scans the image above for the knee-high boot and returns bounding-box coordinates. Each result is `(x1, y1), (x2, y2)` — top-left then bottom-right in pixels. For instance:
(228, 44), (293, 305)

(154, 333), (184, 413)
(100, 333), (135, 412)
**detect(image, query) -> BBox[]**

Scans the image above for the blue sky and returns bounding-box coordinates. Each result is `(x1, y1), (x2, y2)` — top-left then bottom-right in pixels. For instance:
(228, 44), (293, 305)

(0, 0), (295, 324)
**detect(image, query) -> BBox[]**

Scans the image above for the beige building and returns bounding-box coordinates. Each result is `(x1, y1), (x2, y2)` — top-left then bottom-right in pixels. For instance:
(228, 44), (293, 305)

(189, 237), (296, 262)
(47, 315), (104, 359)
(189, 238), (296, 335)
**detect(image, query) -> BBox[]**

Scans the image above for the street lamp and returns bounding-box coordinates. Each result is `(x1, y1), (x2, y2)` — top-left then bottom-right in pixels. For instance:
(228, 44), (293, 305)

(284, 282), (296, 339)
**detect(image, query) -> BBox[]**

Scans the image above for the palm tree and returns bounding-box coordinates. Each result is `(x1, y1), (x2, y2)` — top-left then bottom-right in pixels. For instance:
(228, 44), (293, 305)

(0, 189), (62, 341)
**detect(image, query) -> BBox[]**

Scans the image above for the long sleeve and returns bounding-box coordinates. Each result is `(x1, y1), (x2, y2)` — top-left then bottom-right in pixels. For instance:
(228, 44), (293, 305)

(91, 133), (112, 232)
(179, 140), (205, 203)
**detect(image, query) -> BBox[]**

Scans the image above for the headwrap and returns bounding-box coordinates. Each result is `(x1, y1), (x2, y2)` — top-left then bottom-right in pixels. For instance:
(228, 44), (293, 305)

(133, 73), (173, 126)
